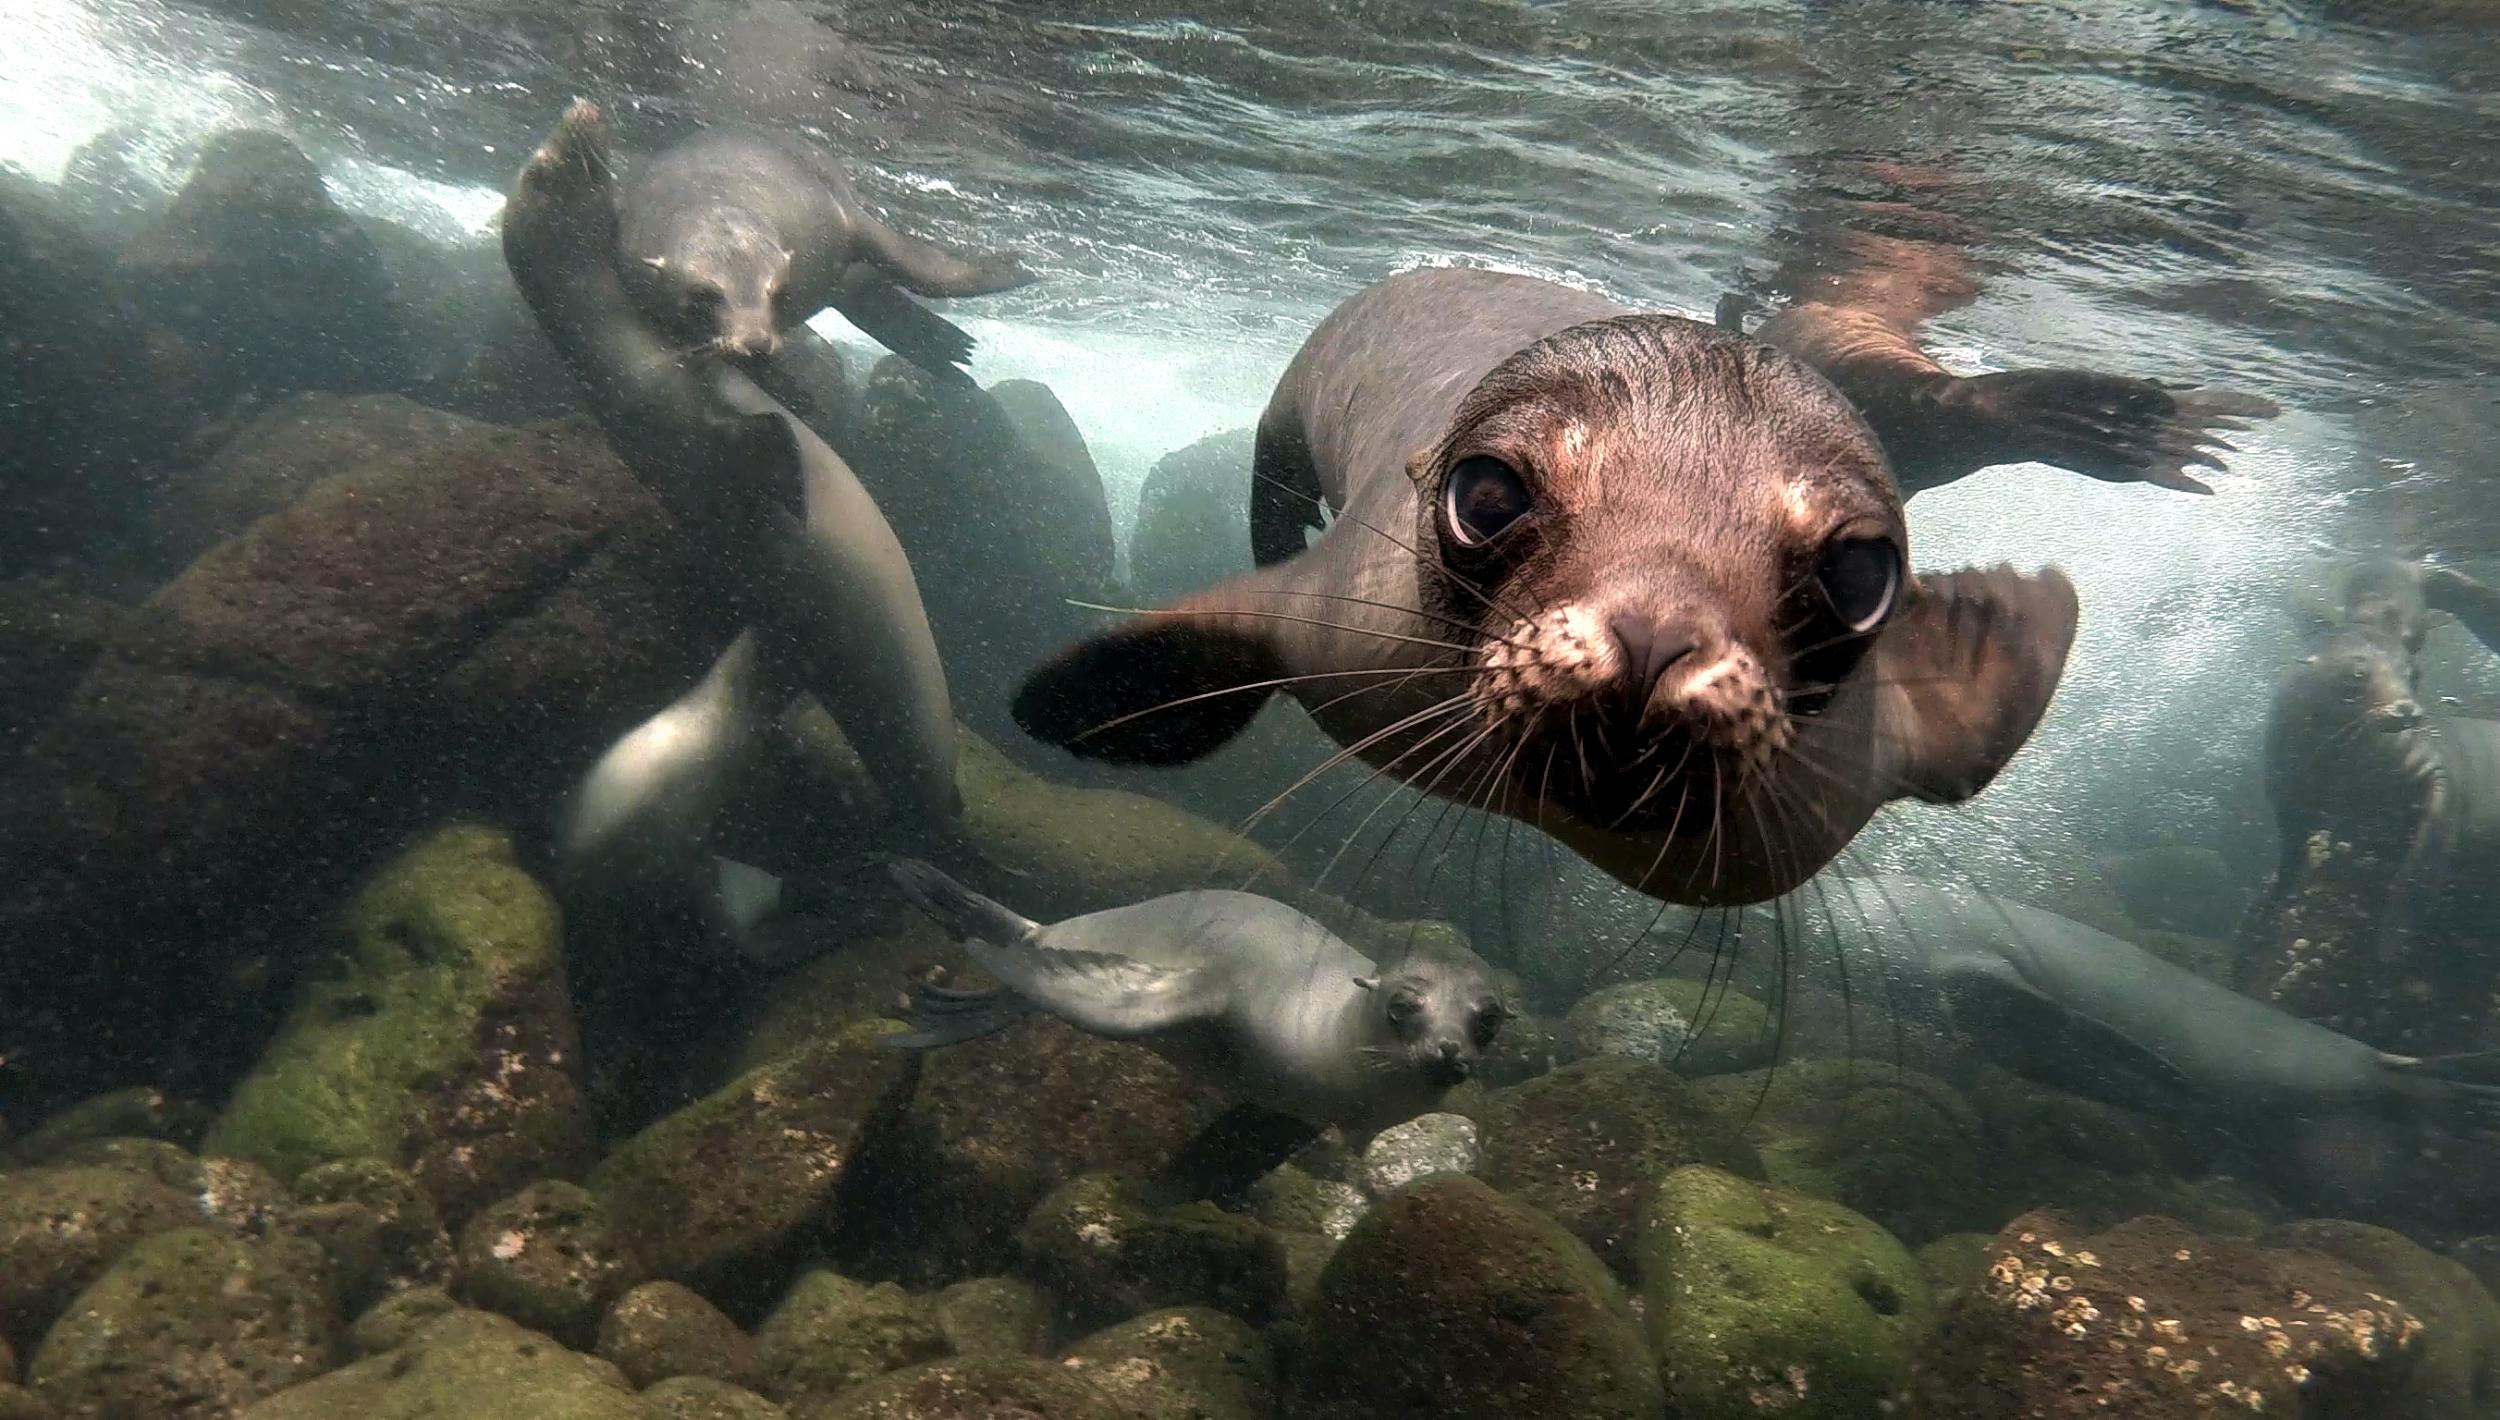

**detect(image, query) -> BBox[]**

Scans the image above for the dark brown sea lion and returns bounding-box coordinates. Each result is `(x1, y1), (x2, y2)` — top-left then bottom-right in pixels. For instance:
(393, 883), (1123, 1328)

(1014, 267), (2080, 908)
(617, 123), (1034, 375)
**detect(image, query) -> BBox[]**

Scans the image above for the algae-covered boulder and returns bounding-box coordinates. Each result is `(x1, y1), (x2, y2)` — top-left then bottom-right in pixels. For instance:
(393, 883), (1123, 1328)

(0, 1388), (40, 1420)
(31, 1140), (292, 1241)
(457, 1180), (644, 1350)
(0, 1089), (212, 1167)
(1910, 1210), (2427, 1419)
(1015, 1172), (1289, 1334)
(205, 826), (594, 1224)
(1637, 1166), (1933, 1420)
(795, 1355), (1123, 1420)
(1918, 1232), (1995, 1309)
(1246, 1164), (1367, 1240)
(0, 1165), (199, 1353)
(1287, 1173), (1661, 1420)
(350, 1285), (459, 1356)
(238, 1309), (650, 1420)
(753, 1270), (948, 1409)
(29, 1226), (338, 1420)
(1357, 1112), (1480, 1197)
(1475, 1056), (1762, 1275)
(1687, 1059), (1988, 1246)
(930, 1278), (1046, 1359)
(1128, 428), (1252, 607)
(1059, 1307), (1275, 1420)
(291, 1157), (456, 1312)
(2269, 1218), (2500, 1417)
(644, 1377), (788, 1420)
(600, 1281), (759, 1390)
(1561, 977), (1774, 1077)
(589, 1034), (916, 1314)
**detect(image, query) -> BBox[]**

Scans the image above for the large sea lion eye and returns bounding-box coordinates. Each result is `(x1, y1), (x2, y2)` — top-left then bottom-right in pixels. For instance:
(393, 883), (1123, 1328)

(1814, 536), (1902, 634)
(1386, 994), (1420, 1031)
(1444, 456), (1533, 547)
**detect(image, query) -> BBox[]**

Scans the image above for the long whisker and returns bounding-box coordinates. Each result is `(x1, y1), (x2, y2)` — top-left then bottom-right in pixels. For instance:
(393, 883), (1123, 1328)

(1066, 664), (1477, 745)
(1062, 598), (1483, 657)
(1236, 587), (1528, 651)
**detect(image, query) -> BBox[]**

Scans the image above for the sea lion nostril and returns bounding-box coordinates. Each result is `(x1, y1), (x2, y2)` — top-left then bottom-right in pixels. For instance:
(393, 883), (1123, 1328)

(1608, 614), (1699, 691)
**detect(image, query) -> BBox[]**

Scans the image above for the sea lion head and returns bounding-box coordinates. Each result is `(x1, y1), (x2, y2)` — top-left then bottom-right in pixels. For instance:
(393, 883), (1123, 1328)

(2279, 623), (2425, 739)
(634, 209), (792, 360)
(1354, 942), (1510, 1089)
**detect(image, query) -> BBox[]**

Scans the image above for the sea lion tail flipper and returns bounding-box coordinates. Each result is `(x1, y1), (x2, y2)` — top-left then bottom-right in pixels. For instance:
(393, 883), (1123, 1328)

(1945, 369), (2280, 495)
(1871, 563), (2081, 803)
(830, 265), (979, 375)
(855, 213), (1037, 297)
(886, 858), (1041, 948)
(1012, 572), (1292, 766)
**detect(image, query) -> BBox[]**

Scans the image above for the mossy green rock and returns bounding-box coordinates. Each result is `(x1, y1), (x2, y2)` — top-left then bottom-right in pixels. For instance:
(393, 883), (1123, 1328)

(1015, 1172), (1289, 1333)
(1288, 1173), (1661, 1420)
(458, 1180), (644, 1350)
(204, 825), (594, 1225)
(1637, 1166), (1933, 1420)
(1917, 1232), (1994, 1309)
(793, 1355), (1122, 1420)
(1475, 1056), (1762, 1275)
(1687, 1060), (1988, 1245)
(0, 1387), (44, 1420)
(29, 1226), (338, 1420)
(238, 1309), (650, 1420)
(645, 1378), (788, 1420)
(589, 1035), (916, 1313)
(292, 1156), (455, 1312)
(754, 1270), (948, 1407)
(599, 1281), (758, 1389)
(930, 1278), (1046, 1358)
(1245, 1164), (1367, 1240)
(1060, 1307), (1275, 1420)
(351, 1285), (459, 1356)
(0, 1089), (210, 1167)
(1561, 977), (1774, 1077)
(2269, 1218), (2500, 1417)
(0, 1165), (199, 1352)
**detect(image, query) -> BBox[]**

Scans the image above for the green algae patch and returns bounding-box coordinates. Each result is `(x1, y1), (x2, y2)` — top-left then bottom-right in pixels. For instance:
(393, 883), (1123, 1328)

(238, 1309), (651, 1420)
(204, 824), (592, 1222)
(1637, 1165), (1933, 1420)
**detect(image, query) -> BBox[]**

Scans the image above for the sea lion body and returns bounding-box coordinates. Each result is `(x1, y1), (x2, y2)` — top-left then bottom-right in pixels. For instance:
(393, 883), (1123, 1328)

(617, 124), (1032, 373)
(1018, 268), (2080, 908)
(887, 861), (1508, 1136)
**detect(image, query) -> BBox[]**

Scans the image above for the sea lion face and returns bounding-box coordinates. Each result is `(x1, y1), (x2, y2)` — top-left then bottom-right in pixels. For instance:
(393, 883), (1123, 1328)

(639, 212), (792, 360)
(1359, 951), (1510, 1088)
(1418, 315), (1905, 843)
(2281, 625), (2424, 736)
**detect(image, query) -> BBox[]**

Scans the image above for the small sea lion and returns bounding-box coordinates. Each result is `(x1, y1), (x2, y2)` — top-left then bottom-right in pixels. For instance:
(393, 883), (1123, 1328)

(503, 101), (967, 852)
(617, 123), (1034, 375)
(884, 859), (1511, 1139)
(1014, 267), (2080, 908)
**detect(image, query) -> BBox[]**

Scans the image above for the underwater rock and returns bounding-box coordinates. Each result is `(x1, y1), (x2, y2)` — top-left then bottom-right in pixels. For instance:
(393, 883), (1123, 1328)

(1014, 1172), (1289, 1335)
(599, 1281), (759, 1390)
(929, 1278), (1047, 1359)
(1918, 1232), (1997, 1309)
(753, 1270), (949, 1409)
(728, 917), (967, 1077)
(1355, 1112), (1480, 1196)
(1287, 1173), (1661, 1420)
(1059, 1307), (1275, 1420)
(2269, 1219), (2500, 1418)
(0, 1088), (211, 1168)
(1560, 976), (1774, 1077)
(28, 1225), (337, 1420)
(1475, 1056), (1763, 1275)
(1128, 428), (1254, 607)
(1686, 1060), (1991, 1246)
(1476, 1009), (1567, 1087)
(25, 1138), (290, 1244)
(238, 1309), (649, 1420)
(2104, 845), (2247, 940)
(456, 1181), (644, 1351)
(1909, 1210), (2427, 1419)
(644, 1377), (789, 1420)
(795, 1355), (1123, 1420)
(204, 825), (594, 1225)
(1246, 1164), (1368, 1241)
(290, 1157), (457, 1314)
(987, 379), (1118, 594)
(0, 1166), (200, 1354)
(0, 581), (135, 756)
(1637, 1165), (1934, 1420)
(117, 130), (416, 417)
(350, 1285), (459, 1356)
(0, 401), (709, 1124)
(1958, 1066), (2272, 1235)
(0, 1389), (43, 1420)
(589, 1033), (918, 1316)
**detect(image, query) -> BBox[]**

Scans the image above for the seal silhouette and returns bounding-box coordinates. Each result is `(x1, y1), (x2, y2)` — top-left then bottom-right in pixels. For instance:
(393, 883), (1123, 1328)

(1014, 267), (2080, 908)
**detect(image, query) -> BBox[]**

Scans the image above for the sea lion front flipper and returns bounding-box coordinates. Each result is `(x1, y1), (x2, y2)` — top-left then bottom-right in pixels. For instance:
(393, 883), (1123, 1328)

(1938, 953), (2200, 1105)
(1941, 370), (2279, 495)
(1013, 570), (1293, 766)
(828, 264), (979, 376)
(2424, 566), (2500, 659)
(1870, 564), (2080, 803)
(1151, 1102), (1326, 1209)
(853, 211), (1037, 298)
(959, 939), (1225, 1040)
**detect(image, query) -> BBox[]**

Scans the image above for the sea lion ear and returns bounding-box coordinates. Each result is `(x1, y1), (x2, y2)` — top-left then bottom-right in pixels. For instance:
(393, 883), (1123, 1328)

(642, 255), (668, 271)
(1012, 568), (1291, 767)
(1351, 976), (1379, 992)
(1869, 564), (2080, 803)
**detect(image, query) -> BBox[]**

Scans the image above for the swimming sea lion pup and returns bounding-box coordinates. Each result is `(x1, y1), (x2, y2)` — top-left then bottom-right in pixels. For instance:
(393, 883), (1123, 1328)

(883, 858), (1510, 1140)
(1014, 267), (2081, 908)
(617, 124), (1035, 375)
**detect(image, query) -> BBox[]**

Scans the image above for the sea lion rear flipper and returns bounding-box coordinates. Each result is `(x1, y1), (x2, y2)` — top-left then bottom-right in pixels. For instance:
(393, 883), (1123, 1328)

(884, 979), (1039, 1050)
(887, 858), (1042, 948)
(1871, 564), (2080, 803)
(829, 265), (978, 376)
(960, 940), (1226, 1040)
(1942, 369), (2279, 495)
(854, 213), (1036, 298)
(1013, 571), (1292, 766)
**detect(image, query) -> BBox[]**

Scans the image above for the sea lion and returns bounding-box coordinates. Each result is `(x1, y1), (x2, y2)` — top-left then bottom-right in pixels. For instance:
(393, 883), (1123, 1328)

(1014, 266), (2081, 908)
(884, 859), (1510, 1139)
(616, 123), (1034, 376)
(504, 101), (967, 855)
